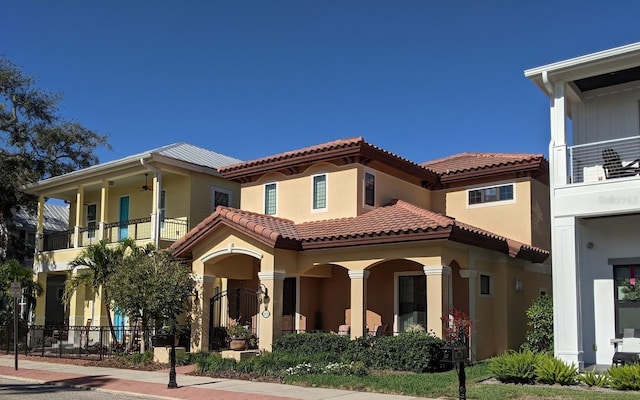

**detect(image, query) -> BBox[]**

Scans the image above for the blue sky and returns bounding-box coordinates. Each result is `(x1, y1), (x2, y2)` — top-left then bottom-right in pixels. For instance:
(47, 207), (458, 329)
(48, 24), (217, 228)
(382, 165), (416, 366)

(2, 1), (639, 165)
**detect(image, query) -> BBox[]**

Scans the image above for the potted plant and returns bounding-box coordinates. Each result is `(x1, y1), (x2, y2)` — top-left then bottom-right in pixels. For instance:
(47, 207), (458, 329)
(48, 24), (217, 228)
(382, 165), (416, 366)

(226, 322), (251, 351)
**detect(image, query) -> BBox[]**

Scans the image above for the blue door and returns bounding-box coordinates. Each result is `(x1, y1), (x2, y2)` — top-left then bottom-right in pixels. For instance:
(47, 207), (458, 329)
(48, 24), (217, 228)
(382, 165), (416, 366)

(114, 307), (126, 341)
(119, 196), (129, 240)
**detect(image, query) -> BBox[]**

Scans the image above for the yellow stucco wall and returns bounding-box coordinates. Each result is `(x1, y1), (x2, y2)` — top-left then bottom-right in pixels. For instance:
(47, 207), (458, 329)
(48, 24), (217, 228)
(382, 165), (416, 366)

(356, 165), (431, 212)
(438, 179), (535, 246)
(189, 172), (240, 226)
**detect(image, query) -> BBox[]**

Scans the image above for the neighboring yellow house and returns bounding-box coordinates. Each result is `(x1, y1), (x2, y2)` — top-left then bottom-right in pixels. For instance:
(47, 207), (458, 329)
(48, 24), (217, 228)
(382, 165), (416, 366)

(170, 137), (552, 360)
(22, 143), (242, 332)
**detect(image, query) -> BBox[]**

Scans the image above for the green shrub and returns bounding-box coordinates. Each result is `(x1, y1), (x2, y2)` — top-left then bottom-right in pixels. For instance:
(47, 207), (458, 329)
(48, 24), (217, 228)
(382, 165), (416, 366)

(353, 332), (445, 373)
(490, 350), (539, 384)
(521, 295), (553, 353)
(607, 364), (640, 390)
(195, 353), (237, 373)
(578, 368), (610, 387)
(534, 353), (577, 385)
(273, 332), (350, 356)
(237, 351), (314, 376)
(127, 350), (154, 365)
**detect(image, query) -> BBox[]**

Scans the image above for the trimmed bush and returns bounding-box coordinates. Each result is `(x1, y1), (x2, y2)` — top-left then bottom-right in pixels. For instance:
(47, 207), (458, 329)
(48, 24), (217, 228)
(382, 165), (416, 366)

(521, 295), (553, 353)
(195, 353), (237, 373)
(273, 332), (350, 357)
(534, 353), (577, 385)
(607, 364), (640, 390)
(490, 350), (539, 384)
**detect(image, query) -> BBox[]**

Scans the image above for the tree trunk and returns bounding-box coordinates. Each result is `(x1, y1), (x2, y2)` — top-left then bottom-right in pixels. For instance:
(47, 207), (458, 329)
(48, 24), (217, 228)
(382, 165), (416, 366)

(102, 289), (118, 345)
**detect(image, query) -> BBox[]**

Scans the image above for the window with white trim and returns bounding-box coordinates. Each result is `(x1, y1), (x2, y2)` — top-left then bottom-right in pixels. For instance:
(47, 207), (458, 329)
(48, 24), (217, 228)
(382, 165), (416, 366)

(480, 274), (493, 296)
(364, 172), (375, 207)
(312, 174), (327, 211)
(468, 184), (514, 206)
(159, 190), (166, 228)
(212, 187), (232, 209)
(86, 203), (97, 238)
(264, 183), (277, 215)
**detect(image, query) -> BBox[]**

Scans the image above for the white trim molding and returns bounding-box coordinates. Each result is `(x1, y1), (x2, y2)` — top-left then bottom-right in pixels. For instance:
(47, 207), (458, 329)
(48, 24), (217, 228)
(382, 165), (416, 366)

(258, 271), (287, 281)
(200, 243), (263, 264)
(458, 269), (477, 279)
(348, 270), (370, 279)
(423, 265), (452, 276)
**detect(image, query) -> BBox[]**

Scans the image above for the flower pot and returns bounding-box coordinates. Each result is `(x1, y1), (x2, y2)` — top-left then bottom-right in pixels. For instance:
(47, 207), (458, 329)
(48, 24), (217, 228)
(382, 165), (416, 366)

(229, 338), (248, 351)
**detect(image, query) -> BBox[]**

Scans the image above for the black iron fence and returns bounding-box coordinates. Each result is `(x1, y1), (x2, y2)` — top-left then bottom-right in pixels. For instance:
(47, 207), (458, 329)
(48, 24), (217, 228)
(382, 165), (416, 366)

(1, 324), (190, 360)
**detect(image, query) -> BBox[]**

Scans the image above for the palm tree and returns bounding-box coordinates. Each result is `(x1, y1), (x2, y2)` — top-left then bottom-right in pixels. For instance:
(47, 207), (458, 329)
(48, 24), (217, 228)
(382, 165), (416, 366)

(63, 238), (142, 344)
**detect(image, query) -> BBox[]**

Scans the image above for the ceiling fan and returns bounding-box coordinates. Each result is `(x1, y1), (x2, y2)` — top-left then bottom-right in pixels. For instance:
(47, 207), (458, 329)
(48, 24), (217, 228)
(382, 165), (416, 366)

(140, 173), (152, 191)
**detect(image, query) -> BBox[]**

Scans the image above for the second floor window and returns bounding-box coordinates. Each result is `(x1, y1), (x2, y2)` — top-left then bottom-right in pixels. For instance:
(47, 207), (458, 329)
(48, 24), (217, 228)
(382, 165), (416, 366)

(365, 172), (375, 207)
(312, 174), (327, 210)
(212, 187), (232, 209)
(86, 204), (97, 238)
(265, 183), (277, 215)
(468, 184), (514, 205)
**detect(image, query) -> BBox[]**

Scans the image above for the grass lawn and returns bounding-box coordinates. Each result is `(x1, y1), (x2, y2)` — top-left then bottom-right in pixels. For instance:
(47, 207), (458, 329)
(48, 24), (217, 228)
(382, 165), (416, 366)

(283, 362), (640, 399)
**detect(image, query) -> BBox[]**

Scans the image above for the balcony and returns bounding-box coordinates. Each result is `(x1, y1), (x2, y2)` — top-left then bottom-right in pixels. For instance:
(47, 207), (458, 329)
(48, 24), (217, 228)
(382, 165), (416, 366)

(42, 217), (188, 251)
(568, 135), (640, 184)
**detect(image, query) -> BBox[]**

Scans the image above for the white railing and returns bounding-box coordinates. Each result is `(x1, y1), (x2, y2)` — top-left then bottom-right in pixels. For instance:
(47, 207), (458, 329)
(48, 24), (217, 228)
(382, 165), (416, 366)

(568, 135), (640, 183)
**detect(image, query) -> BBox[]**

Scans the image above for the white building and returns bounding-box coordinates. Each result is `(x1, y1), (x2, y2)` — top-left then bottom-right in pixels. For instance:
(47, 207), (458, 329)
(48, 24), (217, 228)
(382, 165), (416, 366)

(526, 43), (640, 368)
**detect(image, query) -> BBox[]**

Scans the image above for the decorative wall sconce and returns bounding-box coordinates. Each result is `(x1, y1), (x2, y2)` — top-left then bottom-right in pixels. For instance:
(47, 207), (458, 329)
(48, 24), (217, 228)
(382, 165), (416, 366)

(586, 242), (594, 249)
(515, 279), (523, 292)
(257, 284), (271, 318)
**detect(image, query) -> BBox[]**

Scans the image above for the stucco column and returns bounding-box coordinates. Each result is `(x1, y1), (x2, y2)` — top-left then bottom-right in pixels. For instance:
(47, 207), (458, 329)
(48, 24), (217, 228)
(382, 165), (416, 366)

(553, 216), (583, 369)
(68, 280), (86, 327)
(258, 271), (285, 351)
(424, 265), (451, 337)
(348, 270), (369, 339)
(99, 180), (110, 240)
(74, 185), (84, 248)
(191, 275), (216, 352)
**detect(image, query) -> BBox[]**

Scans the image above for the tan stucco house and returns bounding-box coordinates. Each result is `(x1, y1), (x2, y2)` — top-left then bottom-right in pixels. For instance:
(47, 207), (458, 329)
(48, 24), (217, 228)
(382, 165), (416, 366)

(170, 137), (552, 360)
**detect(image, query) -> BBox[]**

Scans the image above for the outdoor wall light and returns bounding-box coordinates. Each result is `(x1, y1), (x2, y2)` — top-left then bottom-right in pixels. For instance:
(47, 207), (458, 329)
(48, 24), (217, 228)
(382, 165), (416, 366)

(257, 284), (270, 305)
(586, 242), (594, 249)
(515, 279), (523, 292)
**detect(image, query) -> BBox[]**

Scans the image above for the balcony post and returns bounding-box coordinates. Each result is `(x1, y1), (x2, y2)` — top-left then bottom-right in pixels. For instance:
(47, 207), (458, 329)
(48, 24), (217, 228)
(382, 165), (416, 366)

(74, 185), (84, 248)
(550, 81), (568, 186)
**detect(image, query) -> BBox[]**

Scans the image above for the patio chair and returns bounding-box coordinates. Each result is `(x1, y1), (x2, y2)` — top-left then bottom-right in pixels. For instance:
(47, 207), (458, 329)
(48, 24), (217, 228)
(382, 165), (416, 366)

(612, 328), (640, 366)
(337, 324), (350, 336)
(602, 148), (640, 179)
(372, 324), (388, 337)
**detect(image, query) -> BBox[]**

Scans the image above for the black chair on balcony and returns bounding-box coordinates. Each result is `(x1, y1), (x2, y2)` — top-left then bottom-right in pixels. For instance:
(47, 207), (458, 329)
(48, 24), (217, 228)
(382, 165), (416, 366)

(602, 148), (640, 179)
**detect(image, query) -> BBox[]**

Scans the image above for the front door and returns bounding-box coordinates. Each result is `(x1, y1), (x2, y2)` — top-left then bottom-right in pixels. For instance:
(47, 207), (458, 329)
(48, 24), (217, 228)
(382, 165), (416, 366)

(119, 196), (129, 240)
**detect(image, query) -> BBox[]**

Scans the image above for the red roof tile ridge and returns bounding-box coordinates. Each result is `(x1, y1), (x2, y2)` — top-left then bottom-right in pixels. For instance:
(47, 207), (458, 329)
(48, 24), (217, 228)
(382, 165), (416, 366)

(391, 200), (455, 226)
(216, 206), (295, 224)
(422, 152), (543, 166)
(219, 137), (365, 171)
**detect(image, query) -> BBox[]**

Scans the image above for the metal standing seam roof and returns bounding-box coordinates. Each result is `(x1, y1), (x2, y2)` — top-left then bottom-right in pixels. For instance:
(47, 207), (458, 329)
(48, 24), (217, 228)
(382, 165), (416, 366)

(154, 143), (243, 170)
(9, 204), (69, 232)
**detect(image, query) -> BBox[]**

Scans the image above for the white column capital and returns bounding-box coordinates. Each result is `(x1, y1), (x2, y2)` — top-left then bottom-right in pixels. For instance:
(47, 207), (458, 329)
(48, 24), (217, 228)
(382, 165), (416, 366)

(194, 275), (217, 284)
(258, 271), (286, 281)
(348, 270), (370, 279)
(423, 265), (451, 276)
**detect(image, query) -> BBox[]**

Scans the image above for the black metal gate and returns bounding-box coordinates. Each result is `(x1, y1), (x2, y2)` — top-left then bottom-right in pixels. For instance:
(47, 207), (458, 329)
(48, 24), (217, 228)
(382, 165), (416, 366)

(209, 288), (259, 351)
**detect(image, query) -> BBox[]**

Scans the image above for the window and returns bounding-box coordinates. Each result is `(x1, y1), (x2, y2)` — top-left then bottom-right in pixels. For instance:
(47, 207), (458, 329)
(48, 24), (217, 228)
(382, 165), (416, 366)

(614, 265), (640, 337)
(212, 187), (232, 209)
(159, 190), (166, 221)
(468, 184), (514, 206)
(312, 174), (327, 210)
(396, 273), (426, 332)
(264, 183), (277, 215)
(480, 274), (493, 295)
(86, 204), (97, 238)
(364, 172), (375, 207)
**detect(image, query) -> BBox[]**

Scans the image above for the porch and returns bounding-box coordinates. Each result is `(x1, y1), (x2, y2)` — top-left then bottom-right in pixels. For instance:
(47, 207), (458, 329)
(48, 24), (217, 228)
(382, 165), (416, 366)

(568, 135), (640, 184)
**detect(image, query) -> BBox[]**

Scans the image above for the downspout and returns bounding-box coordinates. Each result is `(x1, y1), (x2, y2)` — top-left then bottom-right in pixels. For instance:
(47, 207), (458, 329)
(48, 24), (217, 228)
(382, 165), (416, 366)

(140, 158), (161, 248)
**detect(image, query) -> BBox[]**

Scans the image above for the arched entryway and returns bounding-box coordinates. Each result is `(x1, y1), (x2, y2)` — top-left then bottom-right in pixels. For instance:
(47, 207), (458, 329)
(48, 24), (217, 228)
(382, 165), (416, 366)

(208, 288), (260, 351)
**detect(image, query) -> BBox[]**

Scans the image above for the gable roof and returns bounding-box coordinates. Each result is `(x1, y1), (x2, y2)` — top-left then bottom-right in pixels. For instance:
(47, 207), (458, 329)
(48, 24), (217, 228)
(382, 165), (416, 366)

(421, 152), (548, 186)
(170, 200), (548, 263)
(219, 137), (439, 188)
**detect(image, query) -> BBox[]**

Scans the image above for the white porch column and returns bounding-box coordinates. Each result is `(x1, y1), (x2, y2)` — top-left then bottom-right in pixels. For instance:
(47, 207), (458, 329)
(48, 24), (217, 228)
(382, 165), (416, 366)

(35, 195), (45, 252)
(257, 271), (285, 351)
(150, 173), (162, 247)
(424, 265), (451, 337)
(348, 270), (370, 339)
(550, 81), (568, 186)
(74, 185), (84, 248)
(553, 216), (583, 369)
(99, 180), (110, 240)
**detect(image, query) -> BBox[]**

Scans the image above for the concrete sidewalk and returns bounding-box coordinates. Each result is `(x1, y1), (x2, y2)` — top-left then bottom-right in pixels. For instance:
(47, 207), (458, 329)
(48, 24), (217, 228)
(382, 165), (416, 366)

(0, 355), (443, 400)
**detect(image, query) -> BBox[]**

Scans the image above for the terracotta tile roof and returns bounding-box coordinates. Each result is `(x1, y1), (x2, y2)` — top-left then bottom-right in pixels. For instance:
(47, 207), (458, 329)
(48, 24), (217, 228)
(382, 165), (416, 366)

(170, 201), (549, 263)
(421, 152), (545, 175)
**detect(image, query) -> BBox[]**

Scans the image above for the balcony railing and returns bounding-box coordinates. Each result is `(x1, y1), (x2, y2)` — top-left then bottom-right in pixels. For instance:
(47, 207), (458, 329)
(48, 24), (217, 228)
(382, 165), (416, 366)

(568, 135), (640, 184)
(42, 216), (189, 251)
